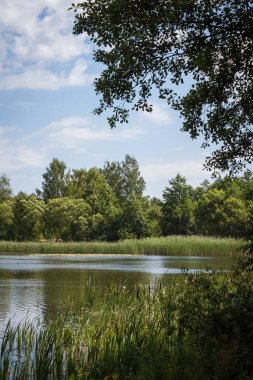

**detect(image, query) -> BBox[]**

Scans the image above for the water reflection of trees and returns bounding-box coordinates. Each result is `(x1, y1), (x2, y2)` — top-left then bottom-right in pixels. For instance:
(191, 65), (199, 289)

(0, 255), (237, 323)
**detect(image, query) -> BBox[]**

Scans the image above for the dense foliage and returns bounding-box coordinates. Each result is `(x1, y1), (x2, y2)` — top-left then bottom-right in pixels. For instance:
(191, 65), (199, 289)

(0, 156), (253, 242)
(71, 0), (253, 173)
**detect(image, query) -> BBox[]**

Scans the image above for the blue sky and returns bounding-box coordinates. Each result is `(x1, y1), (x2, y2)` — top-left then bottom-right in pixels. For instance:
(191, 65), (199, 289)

(0, 0), (216, 198)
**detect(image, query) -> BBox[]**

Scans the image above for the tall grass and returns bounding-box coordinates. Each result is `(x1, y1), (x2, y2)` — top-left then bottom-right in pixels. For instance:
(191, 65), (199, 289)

(0, 236), (244, 256)
(1, 271), (253, 379)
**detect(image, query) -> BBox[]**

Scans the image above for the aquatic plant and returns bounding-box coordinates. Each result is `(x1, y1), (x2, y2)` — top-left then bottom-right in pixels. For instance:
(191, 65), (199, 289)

(0, 236), (244, 256)
(1, 271), (253, 379)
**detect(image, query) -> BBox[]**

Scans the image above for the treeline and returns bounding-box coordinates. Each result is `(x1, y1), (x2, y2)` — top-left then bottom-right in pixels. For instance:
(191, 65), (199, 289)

(0, 155), (253, 242)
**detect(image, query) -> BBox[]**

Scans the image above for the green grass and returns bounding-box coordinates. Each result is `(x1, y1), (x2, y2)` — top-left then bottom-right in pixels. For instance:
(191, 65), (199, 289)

(0, 236), (244, 256)
(1, 271), (253, 379)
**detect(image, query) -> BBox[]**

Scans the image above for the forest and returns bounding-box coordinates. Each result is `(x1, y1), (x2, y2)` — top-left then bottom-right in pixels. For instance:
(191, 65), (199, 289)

(0, 154), (252, 243)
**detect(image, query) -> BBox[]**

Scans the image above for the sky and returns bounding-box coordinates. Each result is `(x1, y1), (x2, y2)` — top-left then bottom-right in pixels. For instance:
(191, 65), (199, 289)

(0, 0), (217, 199)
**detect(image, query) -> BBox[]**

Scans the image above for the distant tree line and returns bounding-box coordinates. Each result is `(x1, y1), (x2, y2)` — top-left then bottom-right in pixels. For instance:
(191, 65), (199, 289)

(0, 155), (253, 242)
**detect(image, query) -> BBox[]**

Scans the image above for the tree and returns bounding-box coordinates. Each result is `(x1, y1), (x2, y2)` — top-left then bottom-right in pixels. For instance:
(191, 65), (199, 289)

(211, 175), (244, 198)
(15, 191), (30, 200)
(245, 201), (253, 249)
(221, 197), (248, 237)
(71, 0), (253, 173)
(195, 188), (226, 236)
(13, 196), (45, 241)
(194, 188), (248, 237)
(81, 168), (117, 214)
(44, 197), (91, 241)
(119, 195), (149, 239)
(241, 170), (253, 201)
(0, 201), (14, 239)
(0, 174), (12, 202)
(66, 168), (88, 199)
(193, 180), (211, 200)
(81, 168), (120, 240)
(102, 154), (145, 200)
(162, 174), (194, 235)
(146, 197), (163, 237)
(40, 158), (69, 201)
(102, 160), (123, 200)
(67, 167), (120, 240)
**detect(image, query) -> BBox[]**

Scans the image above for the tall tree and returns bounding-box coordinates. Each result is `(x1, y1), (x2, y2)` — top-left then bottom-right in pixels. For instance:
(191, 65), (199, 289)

(102, 154), (145, 200)
(221, 197), (248, 237)
(66, 168), (88, 199)
(146, 197), (163, 237)
(119, 195), (149, 239)
(211, 175), (243, 198)
(67, 167), (120, 240)
(241, 170), (253, 201)
(44, 197), (91, 241)
(0, 201), (14, 240)
(102, 161), (123, 200)
(162, 174), (194, 235)
(245, 201), (253, 252)
(121, 155), (146, 199)
(82, 168), (120, 240)
(0, 174), (12, 202)
(13, 196), (45, 241)
(195, 189), (248, 237)
(71, 0), (253, 173)
(40, 158), (69, 201)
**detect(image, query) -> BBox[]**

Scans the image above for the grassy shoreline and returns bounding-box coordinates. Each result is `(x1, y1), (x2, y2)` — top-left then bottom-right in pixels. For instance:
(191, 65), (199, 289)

(0, 236), (244, 256)
(1, 272), (253, 379)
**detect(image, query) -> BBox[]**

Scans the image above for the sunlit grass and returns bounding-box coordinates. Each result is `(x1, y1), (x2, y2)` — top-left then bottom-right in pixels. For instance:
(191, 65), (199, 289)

(0, 236), (244, 256)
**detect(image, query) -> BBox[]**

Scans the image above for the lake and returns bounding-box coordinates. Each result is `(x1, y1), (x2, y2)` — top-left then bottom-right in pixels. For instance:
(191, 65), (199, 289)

(0, 253), (237, 328)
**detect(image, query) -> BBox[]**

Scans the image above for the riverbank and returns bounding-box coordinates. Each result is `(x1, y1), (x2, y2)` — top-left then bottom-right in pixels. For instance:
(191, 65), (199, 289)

(0, 236), (244, 256)
(1, 271), (253, 379)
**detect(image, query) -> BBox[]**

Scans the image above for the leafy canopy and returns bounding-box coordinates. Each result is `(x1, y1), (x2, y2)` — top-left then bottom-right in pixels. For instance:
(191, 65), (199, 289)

(40, 158), (69, 201)
(0, 174), (12, 202)
(71, 0), (253, 173)
(162, 174), (194, 235)
(102, 154), (146, 201)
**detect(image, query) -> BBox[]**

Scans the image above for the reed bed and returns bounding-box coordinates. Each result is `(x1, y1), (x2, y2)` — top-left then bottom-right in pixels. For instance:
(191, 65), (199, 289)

(0, 236), (244, 256)
(1, 271), (253, 379)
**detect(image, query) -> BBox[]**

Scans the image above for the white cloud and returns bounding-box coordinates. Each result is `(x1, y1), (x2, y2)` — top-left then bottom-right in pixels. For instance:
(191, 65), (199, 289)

(140, 102), (172, 125)
(0, 0), (91, 89)
(45, 116), (147, 147)
(141, 161), (205, 182)
(0, 126), (45, 171)
(0, 134), (44, 171)
(0, 39), (7, 62)
(13, 33), (89, 64)
(0, 60), (93, 90)
(0, 115), (147, 172)
(141, 160), (213, 197)
(46, 116), (91, 130)
(0, 118), (147, 173)
(0, 126), (16, 135)
(50, 126), (145, 142)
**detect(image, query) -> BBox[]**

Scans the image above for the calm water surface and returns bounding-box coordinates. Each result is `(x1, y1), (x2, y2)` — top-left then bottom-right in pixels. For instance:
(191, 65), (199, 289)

(0, 253), (237, 328)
